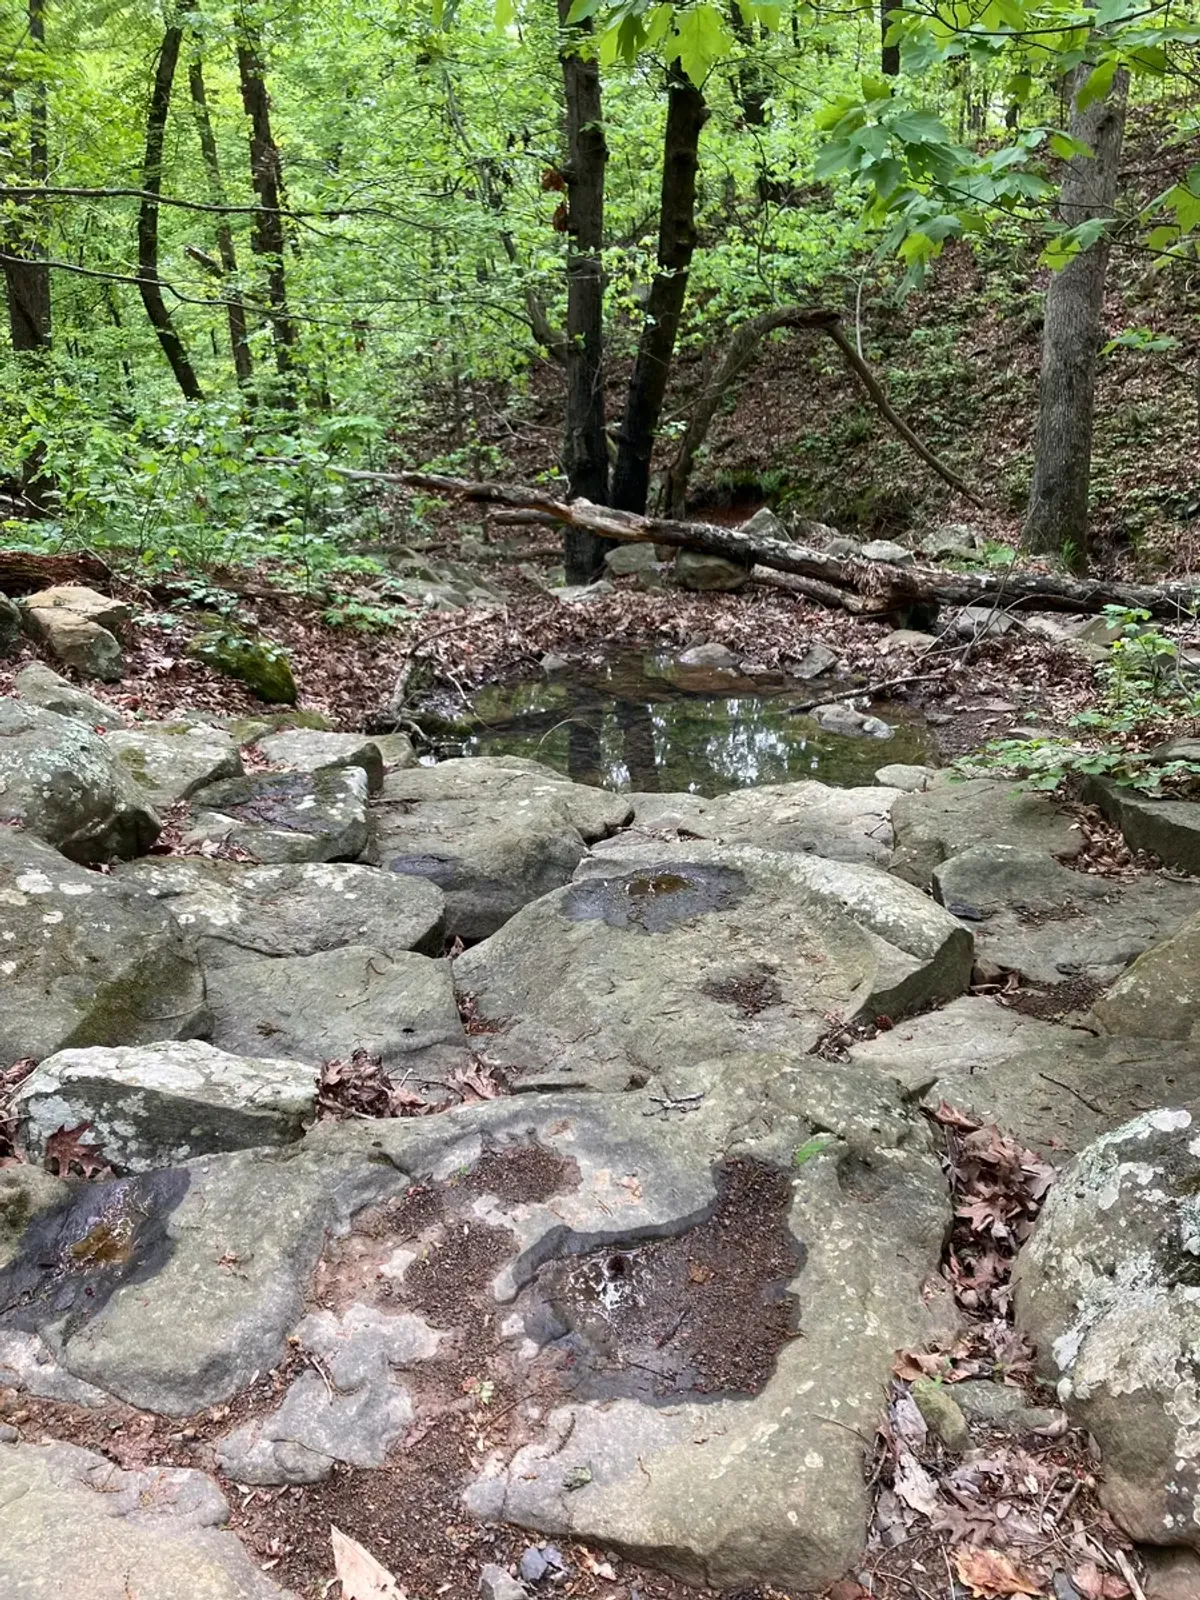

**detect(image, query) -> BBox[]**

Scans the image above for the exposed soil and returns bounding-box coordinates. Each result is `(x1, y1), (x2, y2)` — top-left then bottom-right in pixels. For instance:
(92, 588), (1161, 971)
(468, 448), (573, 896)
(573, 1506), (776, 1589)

(700, 969), (785, 1017)
(999, 974), (1112, 1022)
(465, 1142), (582, 1206)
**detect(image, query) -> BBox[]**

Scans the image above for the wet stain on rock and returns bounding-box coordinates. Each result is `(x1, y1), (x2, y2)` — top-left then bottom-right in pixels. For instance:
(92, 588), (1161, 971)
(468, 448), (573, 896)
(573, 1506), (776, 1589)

(384, 852), (460, 889)
(197, 771), (345, 832)
(464, 1142), (581, 1206)
(0, 1168), (189, 1337)
(563, 862), (746, 934)
(700, 968), (784, 1017)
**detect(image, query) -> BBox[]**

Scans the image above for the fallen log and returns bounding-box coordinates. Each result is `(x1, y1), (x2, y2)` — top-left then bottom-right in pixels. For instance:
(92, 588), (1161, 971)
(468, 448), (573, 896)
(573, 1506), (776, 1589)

(0, 549), (113, 596)
(305, 464), (1200, 622)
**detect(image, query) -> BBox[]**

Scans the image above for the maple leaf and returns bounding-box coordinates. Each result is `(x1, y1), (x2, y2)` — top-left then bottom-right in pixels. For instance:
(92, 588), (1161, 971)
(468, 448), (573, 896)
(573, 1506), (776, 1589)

(954, 1546), (1043, 1598)
(44, 1122), (111, 1179)
(330, 1525), (405, 1600)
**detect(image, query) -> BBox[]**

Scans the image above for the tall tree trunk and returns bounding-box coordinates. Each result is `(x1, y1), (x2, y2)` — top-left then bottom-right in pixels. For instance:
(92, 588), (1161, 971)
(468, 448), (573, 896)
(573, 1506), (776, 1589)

(1, 0), (51, 351)
(610, 67), (707, 516)
(138, 24), (205, 399)
(880, 0), (901, 74)
(236, 22), (297, 397)
(558, 0), (612, 581)
(730, 1), (767, 125)
(188, 52), (253, 386)
(1024, 62), (1128, 569)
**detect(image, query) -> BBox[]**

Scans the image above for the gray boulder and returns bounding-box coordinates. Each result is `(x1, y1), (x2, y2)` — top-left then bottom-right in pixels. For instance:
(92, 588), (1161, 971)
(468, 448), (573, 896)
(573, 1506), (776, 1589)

(605, 543), (659, 577)
(454, 841), (972, 1092)
(0, 829), (207, 1063)
(104, 723), (242, 812)
(0, 1440), (291, 1599)
(810, 702), (893, 739)
(919, 523), (977, 559)
(0, 698), (159, 862)
(15, 1041), (316, 1173)
(875, 763), (935, 792)
(254, 728), (385, 793)
(205, 946), (469, 1078)
(790, 642), (839, 679)
(1015, 1105), (1200, 1548)
(739, 506), (785, 540)
(1093, 909), (1200, 1040)
(933, 843), (1200, 985)
(952, 605), (1015, 639)
(113, 856), (446, 963)
(860, 539), (914, 567)
(183, 766), (370, 863)
(21, 585), (130, 681)
(890, 775), (1083, 888)
(374, 756), (631, 940)
(674, 550), (749, 591)
(677, 641), (739, 670)
(1084, 775), (1200, 875)
(14, 662), (121, 726)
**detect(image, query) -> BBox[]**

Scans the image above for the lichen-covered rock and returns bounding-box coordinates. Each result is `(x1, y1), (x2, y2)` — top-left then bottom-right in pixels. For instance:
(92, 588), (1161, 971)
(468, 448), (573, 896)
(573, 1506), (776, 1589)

(186, 627), (297, 704)
(254, 728), (384, 792)
(0, 830), (208, 1062)
(0, 698), (159, 862)
(104, 723), (243, 812)
(113, 856), (446, 963)
(14, 662), (121, 726)
(15, 1041), (316, 1173)
(183, 766), (370, 863)
(1093, 910), (1200, 1040)
(1015, 1105), (1200, 1547)
(674, 550), (749, 591)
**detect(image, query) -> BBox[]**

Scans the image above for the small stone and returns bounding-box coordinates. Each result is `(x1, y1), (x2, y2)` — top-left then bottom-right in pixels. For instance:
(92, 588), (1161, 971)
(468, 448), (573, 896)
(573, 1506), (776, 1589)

(674, 550), (749, 592)
(481, 1565), (530, 1600)
(910, 1377), (971, 1452)
(540, 653), (569, 673)
(811, 703), (893, 740)
(25, 612), (123, 680)
(518, 1548), (549, 1583)
(827, 536), (863, 559)
(791, 643), (839, 680)
(548, 581), (613, 604)
(953, 605), (1014, 639)
(880, 629), (937, 654)
(875, 763), (934, 792)
(678, 642), (738, 670)
(860, 540), (914, 567)
(952, 1380), (1065, 1435)
(919, 524), (977, 560)
(739, 507), (784, 540)
(22, 586), (131, 635)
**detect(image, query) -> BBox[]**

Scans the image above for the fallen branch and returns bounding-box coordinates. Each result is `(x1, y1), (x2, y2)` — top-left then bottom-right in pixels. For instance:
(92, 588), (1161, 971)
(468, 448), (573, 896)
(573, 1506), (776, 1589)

(784, 668), (949, 716)
(0, 549), (113, 595)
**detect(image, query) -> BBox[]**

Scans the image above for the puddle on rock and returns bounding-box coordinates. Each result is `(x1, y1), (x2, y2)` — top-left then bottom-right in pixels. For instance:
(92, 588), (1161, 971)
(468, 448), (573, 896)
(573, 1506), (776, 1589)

(563, 862), (746, 933)
(450, 650), (932, 796)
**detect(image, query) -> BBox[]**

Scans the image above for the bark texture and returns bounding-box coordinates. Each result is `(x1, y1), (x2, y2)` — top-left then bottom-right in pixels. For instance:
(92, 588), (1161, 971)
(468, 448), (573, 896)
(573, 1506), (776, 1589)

(610, 66), (707, 516)
(2, 0), (51, 351)
(880, 0), (901, 75)
(1024, 63), (1128, 567)
(188, 53), (253, 386)
(237, 25), (298, 393)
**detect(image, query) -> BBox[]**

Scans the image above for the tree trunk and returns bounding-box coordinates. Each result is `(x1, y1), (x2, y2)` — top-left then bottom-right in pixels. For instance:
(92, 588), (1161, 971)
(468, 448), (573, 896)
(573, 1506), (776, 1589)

(1024, 62), (1128, 569)
(188, 53), (253, 386)
(1, 0), (51, 351)
(730, 1), (768, 125)
(880, 0), (901, 75)
(610, 66), (707, 515)
(558, 0), (612, 582)
(236, 23), (298, 397)
(138, 24), (205, 399)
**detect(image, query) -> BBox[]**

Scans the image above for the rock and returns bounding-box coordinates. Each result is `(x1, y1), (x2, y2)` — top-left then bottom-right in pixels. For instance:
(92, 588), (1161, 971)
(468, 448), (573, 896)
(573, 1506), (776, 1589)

(205, 946), (469, 1078)
(0, 698), (159, 862)
(518, 1548), (549, 1583)
(540, 653), (569, 673)
(677, 642), (739, 670)
(186, 627), (297, 704)
(371, 731), (417, 769)
(811, 702), (893, 740)
(183, 767), (370, 864)
(879, 628), (937, 654)
(1143, 1547), (1200, 1600)
(15, 1041), (316, 1173)
(875, 763), (935, 792)
(483, 1563), (531, 1600)
(22, 585), (131, 635)
(932, 844), (1200, 985)
(860, 540), (914, 567)
(739, 506), (785, 540)
(953, 605), (1015, 639)
(791, 642), (840, 679)
(827, 535), (863, 558)
(613, 780), (901, 868)
(0, 1166), (68, 1269)
(605, 543), (658, 576)
(14, 662), (121, 726)
(890, 776), (1083, 889)
(919, 524), (977, 559)
(0, 1440), (291, 1599)
(910, 1377), (971, 1452)
(104, 724), (243, 812)
(22, 587), (130, 682)
(674, 550), (749, 591)
(1083, 775), (1200, 875)
(1014, 1106), (1200, 1548)
(549, 581), (613, 604)
(952, 1380), (1066, 1435)
(0, 829), (208, 1062)
(113, 857), (447, 964)
(454, 842), (972, 1092)
(0, 594), (22, 656)
(1092, 910), (1200, 1039)
(255, 728), (385, 792)
(375, 757), (632, 940)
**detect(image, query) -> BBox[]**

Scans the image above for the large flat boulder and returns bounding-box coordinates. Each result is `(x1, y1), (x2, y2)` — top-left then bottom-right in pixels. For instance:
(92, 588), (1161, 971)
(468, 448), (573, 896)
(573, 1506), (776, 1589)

(890, 776), (1082, 888)
(204, 946), (469, 1078)
(183, 767), (370, 863)
(933, 844), (1200, 984)
(0, 698), (159, 862)
(1084, 775), (1200, 874)
(254, 728), (385, 792)
(1092, 909), (1200, 1039)
(454, 842), (972, 1092)
(0, 1439), (291, 1599)
(103, 723), (243, 811)
(374, 757), (632, 939)
(113, 856), (446, 963)
(15, 1041), (316, 1173)
(0, 830), (208, 1063)
(1014, 1106), (1200, 1549)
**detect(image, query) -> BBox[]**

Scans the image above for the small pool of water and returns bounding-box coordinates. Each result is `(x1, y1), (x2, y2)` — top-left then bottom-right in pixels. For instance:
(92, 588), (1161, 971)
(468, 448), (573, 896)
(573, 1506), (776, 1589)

(450, 652), (933, 797)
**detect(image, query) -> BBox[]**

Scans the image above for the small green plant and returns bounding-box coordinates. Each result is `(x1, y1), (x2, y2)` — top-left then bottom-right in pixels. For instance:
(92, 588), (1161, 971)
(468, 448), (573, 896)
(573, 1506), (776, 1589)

(793, 1133), (834, 1167)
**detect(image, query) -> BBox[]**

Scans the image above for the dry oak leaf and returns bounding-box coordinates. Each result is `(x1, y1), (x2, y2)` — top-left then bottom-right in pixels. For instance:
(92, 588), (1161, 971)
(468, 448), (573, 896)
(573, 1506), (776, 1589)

(330, 1525), (405, 1600)
(954, 1547), (1043, 1598)
(1071, 1563), (1130, 1600)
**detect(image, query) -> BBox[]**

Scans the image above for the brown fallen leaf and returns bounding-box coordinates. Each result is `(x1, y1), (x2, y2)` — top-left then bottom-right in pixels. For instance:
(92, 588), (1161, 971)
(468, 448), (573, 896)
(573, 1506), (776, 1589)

(1071, 1562), (1131, 1600)
(893, 1347), (948, 1381)
(330, 1525), (405, 1599)
(43, 1121), (111, 1180)
(954, 1546), (1043, 1598)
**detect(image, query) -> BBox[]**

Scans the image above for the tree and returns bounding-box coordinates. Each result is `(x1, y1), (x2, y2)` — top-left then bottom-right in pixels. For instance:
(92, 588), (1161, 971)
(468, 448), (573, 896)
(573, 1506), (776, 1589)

(1024, 62), (1128, 568)
(188, 50), (253, 385)
(236, 16), (298, 396)
(1, 0), (51, 352)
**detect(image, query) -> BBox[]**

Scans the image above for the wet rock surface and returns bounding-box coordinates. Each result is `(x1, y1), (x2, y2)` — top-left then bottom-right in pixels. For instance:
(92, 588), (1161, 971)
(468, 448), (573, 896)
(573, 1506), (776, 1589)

(184, 767), (371, 863)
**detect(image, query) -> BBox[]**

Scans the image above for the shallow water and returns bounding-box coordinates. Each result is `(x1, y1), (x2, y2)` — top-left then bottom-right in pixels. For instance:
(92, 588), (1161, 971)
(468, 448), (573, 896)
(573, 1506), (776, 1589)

(455, 652), (932, 797)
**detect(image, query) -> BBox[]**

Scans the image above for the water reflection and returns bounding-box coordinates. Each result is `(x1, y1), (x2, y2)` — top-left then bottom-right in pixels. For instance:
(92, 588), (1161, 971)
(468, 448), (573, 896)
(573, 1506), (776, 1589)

(459, 652), (932, 797)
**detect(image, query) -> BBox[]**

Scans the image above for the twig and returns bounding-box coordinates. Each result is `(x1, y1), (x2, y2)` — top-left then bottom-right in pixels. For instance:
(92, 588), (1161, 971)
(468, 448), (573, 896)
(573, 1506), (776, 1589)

(784, 668), (948, 716)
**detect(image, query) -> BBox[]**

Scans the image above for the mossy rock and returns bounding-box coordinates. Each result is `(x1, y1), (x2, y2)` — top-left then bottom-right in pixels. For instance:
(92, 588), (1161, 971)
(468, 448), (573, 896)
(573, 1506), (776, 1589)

(186, 629), (297, 705)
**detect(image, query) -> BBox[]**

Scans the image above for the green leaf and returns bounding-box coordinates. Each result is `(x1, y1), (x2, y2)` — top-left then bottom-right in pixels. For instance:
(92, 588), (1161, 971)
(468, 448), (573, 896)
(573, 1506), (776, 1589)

(669, 3), (732, 82)
(1049, 132), (1092, 161)
(1076, 57), (1118, 110)
(860, 71), (892, 103)
(793, 1134), (834, 1167)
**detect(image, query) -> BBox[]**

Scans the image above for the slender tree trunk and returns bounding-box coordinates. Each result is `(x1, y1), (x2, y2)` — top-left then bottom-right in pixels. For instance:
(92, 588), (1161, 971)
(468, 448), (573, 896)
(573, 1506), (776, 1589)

(1024, 62), (1128, 569)
(188, 53), (253, 386)
(610, 67), (707, 515)
(730, 2), (768, 125)
(1, 0), (51, 351)
(880, 0), (901, 75)
(558, 0), (612, 581)
(137, 24), (204, 398)
(236, 23), (297, 397)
